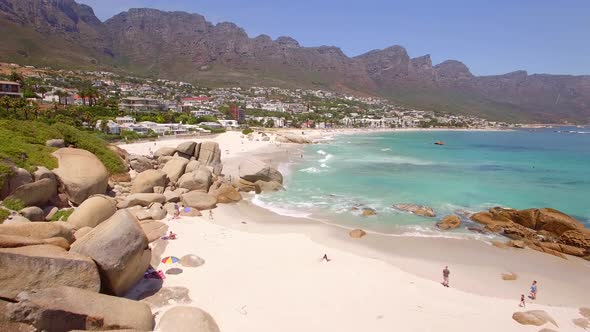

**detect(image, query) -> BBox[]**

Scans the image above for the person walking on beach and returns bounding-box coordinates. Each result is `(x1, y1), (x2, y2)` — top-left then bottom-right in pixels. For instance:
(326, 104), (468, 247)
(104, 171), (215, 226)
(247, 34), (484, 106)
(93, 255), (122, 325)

(172, 203), (180, 219)
(321, 254), (331, 262)
(209, 209), (214, 220)
(529, 280), (537, 300)
(442, 266), (450, 287)
(519, 294), (526, 307)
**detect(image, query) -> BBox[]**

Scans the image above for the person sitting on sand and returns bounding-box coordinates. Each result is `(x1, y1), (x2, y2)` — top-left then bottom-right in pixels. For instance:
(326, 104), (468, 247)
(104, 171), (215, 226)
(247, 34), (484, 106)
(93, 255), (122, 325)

(168, 231), (177, 240)
(529, 280), (537, 300)
(442, 266), (450, 287)
(322, 254), (331, 262)
(519, 294), (526, 307)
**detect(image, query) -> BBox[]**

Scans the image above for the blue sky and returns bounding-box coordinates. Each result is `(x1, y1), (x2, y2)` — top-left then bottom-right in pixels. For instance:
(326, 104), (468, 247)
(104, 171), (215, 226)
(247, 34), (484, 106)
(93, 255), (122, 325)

(78, 0), (590, 76)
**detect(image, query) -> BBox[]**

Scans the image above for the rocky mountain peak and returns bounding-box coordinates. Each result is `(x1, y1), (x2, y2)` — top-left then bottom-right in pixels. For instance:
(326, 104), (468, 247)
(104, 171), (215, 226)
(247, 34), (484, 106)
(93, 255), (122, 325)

(276, 36), (300, 48)
(434, 60), (473, 80)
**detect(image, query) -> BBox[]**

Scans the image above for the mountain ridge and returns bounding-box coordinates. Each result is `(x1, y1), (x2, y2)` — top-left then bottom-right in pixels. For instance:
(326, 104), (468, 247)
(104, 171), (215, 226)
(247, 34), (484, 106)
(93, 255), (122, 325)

(1, 0), (589, 123)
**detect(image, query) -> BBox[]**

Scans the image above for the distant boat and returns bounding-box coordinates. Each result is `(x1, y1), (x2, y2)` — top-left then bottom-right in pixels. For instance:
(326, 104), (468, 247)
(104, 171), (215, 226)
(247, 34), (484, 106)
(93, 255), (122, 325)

(434, 141), (445, 146)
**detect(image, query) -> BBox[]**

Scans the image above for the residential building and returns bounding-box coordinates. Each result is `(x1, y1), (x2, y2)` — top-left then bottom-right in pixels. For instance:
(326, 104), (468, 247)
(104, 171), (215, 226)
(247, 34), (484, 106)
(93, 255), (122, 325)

(0, 81), (22, 98)
(115, 116), (135, 125)
(218, 120), (239, 129)
(119, 97), (165, 112)
(230, 105), (245, 122)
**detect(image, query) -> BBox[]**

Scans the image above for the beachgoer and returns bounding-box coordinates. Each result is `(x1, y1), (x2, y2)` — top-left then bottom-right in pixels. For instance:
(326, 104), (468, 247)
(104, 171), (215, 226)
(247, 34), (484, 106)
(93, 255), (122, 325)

(168, 231), (177, 240)
(322, 254), (331, 262)
(173, 203), (180, 219)
(529, 280), (537, 300)
(209, 210), (213, 220)
(442, 266), (450, 287)
(519, 294), (526, 307)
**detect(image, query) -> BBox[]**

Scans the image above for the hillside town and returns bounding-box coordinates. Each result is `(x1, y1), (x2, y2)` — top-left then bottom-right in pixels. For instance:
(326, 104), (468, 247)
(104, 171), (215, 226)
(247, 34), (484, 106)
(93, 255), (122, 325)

(0, 62), (512, 138)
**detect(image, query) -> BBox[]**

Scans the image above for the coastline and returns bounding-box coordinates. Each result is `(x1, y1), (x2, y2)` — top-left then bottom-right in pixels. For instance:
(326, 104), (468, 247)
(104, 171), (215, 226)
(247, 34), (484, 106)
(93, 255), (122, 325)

(120, 129), (590, 332)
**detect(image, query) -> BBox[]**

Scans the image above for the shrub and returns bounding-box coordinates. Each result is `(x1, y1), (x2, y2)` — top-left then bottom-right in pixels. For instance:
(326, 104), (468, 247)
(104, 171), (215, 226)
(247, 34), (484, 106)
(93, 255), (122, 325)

(2, 198), (25, 211)
(242, 127), (253, 135)
(50, 209), (74, 222)
(0, 208), (9, 224)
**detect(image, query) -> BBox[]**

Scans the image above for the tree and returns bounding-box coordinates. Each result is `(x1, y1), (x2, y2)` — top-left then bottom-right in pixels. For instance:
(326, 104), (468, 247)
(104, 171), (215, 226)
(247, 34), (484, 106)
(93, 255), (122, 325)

(37, 86), (48, 98)
(9, 71), (23, 83)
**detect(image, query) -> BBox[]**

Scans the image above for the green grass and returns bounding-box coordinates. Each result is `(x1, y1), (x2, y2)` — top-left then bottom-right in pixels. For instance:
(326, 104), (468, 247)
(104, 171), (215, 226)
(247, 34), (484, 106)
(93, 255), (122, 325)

(2, 198), (25, 211)
(50, 209), (74, 222)
(242, 128), (254, 135)
(0, 208), (9, 223)
(0, 120), (127, 182)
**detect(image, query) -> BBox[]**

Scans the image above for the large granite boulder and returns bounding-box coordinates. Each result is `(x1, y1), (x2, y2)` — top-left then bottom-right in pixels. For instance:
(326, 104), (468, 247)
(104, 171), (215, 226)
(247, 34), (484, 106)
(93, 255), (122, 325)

(512, 310), (557, 327)
(18, 207), (45, 221)
(180, 254), (205, 267)
(239, 158), (283, 184)
(31, 166), (56, 182)
(276, 133), (312, 144)
(45, 138), (65, 148)
(140, 220), (168, 243)
(1, 167), (32, 199)
(5, 286), (154, 331)
(0, 234), (69, 249)
(393, 204), (436, 217)
(70, 210), (151, 296)
(131, 169), (167, 194)
(162, 157), (189, 183)
(182, 191), (217, 210)
(237, 178), (261, 193)
(129, 155), (153, 173)
(118, 193), (167, 208)
(51, 148), (108, 205)
(255, 180), (284, 192)
(68, 195), (117, 229)
(154, 146), (176, 158)
(0, 222), (74, 243)
(6, 178), (57, 208)
(558, 230), (590, 249)
(148, 202), (167, 220)
(197, 141), (221, 166)
(157, 306), (220, 332)
(494, 207), (585, 236)
(178, 168), (212, 192)
(208, 181), (242, 203)
(437, 215), (462, 230)
(185, 160), (202, 173)
(0, 245), (100, 299)
(177, 141), (197, 156)
(349, 229), (367, 238)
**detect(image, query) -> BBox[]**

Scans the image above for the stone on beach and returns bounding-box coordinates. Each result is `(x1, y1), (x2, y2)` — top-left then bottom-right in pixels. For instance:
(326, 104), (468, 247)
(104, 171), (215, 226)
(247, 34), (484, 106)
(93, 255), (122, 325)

(182, 191), (217, 210)
(362, 208), (376, 217)
(255, 180), (284, 192)
(437, 215), (462, 230)
(276, 133), (313, 144)
(154, 146), (176, 158)
(5, 286), (154, 331)
(180, 254), (205, 267)
(0, 234), (69, 249)
(162, 157), (190, 182)
(157, 306), (220, 332)
(68, 195), (117, 229)
(129, 155), (153, 173)
(70, 210), (151, 296)
(177, 141), (197, 156)
(140, 220), (168, 243)
(512, 310), (557, 327)
(393, 204), (436, 217)
(118, 193), (167, 208)
(148, 202), (168, 220)
(7, 178), (57, 207)
(0, 244), (100, 299)
(501, 272), (518, 280)
(131, 169), (167, 194)
(237, 178), (261, 193)
(349, 229), (367, 238)
(197, 141), (221, 167)
(178, 168), (212, 192)
(573, 318), (590, 329)
(209, 181), (242, 203)
(0, 222), (74, 243)
(51, 148), (109, 205)
(239, 158), (283, 184)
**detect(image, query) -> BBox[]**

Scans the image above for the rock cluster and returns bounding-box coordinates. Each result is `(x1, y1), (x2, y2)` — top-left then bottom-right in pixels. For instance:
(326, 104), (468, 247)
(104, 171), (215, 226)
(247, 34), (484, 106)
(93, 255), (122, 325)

(471, 207), (590, 259)
(393, 204), (436, 217)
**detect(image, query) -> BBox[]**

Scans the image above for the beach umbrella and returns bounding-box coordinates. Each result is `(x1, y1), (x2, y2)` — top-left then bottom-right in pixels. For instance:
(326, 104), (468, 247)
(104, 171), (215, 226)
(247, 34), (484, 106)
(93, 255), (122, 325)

(161, 256), (180, 264)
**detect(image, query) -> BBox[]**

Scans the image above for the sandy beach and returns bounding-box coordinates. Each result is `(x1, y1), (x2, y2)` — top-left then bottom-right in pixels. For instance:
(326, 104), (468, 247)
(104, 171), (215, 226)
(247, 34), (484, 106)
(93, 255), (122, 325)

(120, 129), (590, 332)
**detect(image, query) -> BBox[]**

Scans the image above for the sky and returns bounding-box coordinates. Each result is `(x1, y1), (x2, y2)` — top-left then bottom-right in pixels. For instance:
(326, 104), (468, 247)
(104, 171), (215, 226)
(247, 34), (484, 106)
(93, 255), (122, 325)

(77, 0), (590, 76)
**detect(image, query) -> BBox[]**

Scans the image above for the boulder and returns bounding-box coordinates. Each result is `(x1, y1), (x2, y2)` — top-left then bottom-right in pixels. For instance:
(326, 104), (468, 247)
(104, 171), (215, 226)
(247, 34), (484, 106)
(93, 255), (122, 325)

(1, 168), (32, 199)
(510, 240), (526, 249)
(43, 206), (58, 221)
(68, 195), (117, 229)
(2, 215), (31, 224)
(131, 169), (167, 194)
(140, 220), (168, 243)
(129, 155), (153, 173)
(362, 208), (377, 217)
(6, 286), (154, 331)
(237, 178), (261, 193)
(51, 148), (108, 205)
(501, 272), (518, 280)
(0, 245), (100, 299)
(107, 144), (129, 161)
(74, 227), (92, 240)
(573, 318), (590, 329)
(580, 307), (590, 319)
(178, 168), (212, 192)
(512, 310), (557, 327)
(174, 151), (192, 159)
(177, 141), (197, 156)
(162, 157), (189, 183)
(437, 215), (462, 230)
(70, 210), (151, 296)
(118, 193), (167, 208)
(393, 204), (436, 217)
(148, 202), (167, 220)
(6, 178), (57, 207)
(157, 306), (220, 332)
(163, 189), (181, 203)
(179, 206), (202, 217)
(154, 146), (176, 158)
(45, 138), (65, 148)
(182, 191), (217, 210)
(209, 182), (242, 203)
(19, 207), (45, 222)
(276, 133), (312, 144)
(197, 141), (221, 166)
(558, 229), (590, 249)
(180, 254), (205, 267)
(239, 158), (283, 184)
(158, 155), (173, 165)
(32, 166), (56, 183)
(0, 234), (69, 249)
(0, 222), (74, 243)
(185, 160), (202, 173)
(349, 229), (367, 238)
(255, 180), (284, 192)
(537, 241), (587, 257)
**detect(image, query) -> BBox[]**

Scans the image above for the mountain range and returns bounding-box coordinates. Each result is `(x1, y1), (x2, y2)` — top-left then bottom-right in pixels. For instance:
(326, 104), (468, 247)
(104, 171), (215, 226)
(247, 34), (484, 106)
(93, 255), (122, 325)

(1, 0), (589, 123)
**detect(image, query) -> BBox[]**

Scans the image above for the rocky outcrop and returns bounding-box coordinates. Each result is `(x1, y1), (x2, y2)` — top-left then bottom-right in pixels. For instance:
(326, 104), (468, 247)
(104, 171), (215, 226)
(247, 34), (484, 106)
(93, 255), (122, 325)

(5, 286), (154, 331)
(0, 223), (74, 243)
(157, 306), (220, 332)
(162, 157), (190, 183)
(7, 178), (57, 207)
(70, 210), (151, 296)
(68, 195), (117, 229)
(0, 245), (100, 299)
(51, 148), (109, 205)
(393, 204), (436, 217)
(559, 230), (590, 249)
(437, 215), (461, 230)
(177, 141), (197, 156)
(140, 220), (168, 242)
(178, 168), (212, 192)
(197, 141), (221, 167)
(208, 181), (242, 203)
(0, 234), (69, 249)
(255, 180), (284, 192)
(119, 193), (167, 208)
(276, 133), (313, 144)
(239, 158), (283, 184)
(237, 178), (261, 193)
(154, 146), (176, 158)
(131, 169), (167, 194)
(129, 155), (153, 173)
(512, 310), (557, 327)
(182, 191), (217, 210)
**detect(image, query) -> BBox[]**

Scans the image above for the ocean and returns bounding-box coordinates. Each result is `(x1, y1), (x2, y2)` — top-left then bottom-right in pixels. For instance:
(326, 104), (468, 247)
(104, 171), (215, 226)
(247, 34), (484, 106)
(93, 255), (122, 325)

(255, 127), (590, 237)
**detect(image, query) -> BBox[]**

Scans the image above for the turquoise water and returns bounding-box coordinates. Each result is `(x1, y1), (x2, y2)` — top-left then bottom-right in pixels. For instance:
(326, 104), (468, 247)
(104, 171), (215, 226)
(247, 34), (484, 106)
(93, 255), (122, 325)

(256, 128), (590, 235)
